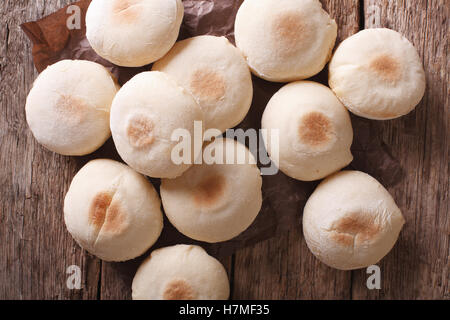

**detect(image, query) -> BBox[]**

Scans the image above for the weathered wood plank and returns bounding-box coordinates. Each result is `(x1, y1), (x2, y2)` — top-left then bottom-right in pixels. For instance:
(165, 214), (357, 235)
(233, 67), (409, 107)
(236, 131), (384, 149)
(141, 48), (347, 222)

(350, 0), (449, 300)
(1, 0), (448, 300)
(232, 0), (360, 300)
(0, 0), (101, 300)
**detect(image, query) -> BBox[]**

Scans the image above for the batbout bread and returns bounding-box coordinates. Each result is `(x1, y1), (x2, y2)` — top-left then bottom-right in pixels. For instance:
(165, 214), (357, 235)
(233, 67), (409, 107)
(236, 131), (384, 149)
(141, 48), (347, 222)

(110, 71), (204, 179)
(235, 0), (337, 82)
(153, 35), (253, 133)
(303, 170), (405, 270)
(64, 159), (163, 262)
(261, 81), (353, 181)
(132, 245), (230, 300)
(86, 0), (184, 67)
(329, 28), (426, 120)
(160, 138), (262, 243)
(25, 59), (119, 156)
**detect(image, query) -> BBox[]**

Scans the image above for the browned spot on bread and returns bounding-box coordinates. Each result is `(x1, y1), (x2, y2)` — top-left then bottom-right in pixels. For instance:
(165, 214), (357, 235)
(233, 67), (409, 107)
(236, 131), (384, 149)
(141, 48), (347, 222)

(193, 174), (226, 207)
(89, 192), (128, 235)
(190, 69), (226, 101)
(272, 12), (307, 56)
(126, 115), (154, 148)
(112, 0), (141, 24)
(298, 112), (333, 147)
(369, 54), (401, 83)
(331, 232), (354, 247)
(55, 95), (87, 125)
(163, 279), (196, 300)
(332, 214), (381, 246)
(89, 192), (113, 231)
(102, 201), (128, 234)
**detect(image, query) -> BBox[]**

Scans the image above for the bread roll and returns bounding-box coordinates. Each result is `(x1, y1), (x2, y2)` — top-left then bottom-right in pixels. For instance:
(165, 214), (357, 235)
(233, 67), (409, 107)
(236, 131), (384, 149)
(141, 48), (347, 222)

(261, 81), (353, 181)
(25, 60), (119, 156)
(110, 71), (204, 179)
(329, 28), (426, 120)
(160, 138), (262, 243)
(153, 36), (253, 133)
(64, 159), (163, 262)
(86, 0), (184, 67)
(132, 245), (230, 300)
(303, 170), (405, 270)
(235, 0), (337, 82)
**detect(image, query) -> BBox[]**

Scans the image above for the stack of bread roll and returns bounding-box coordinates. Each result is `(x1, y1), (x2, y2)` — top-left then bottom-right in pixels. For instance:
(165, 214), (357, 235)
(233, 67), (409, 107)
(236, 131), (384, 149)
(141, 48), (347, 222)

(25, 0), (425, 299)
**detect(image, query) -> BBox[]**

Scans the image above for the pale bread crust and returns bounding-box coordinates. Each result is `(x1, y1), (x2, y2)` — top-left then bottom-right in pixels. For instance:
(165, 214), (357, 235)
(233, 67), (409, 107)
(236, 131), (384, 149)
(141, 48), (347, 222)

(110, 71), (204, 179)
(303, 170), (405, 270)
(153, 36), (253, 133)
(64, 159), (163, 262)
(86, 0), (184, 67)
(132, 245), (230, 300)
(25, 60), (119, 156)
(261, 81), (353, 181)
(160, 138), (263, 243)
(329, 28), (426, 120)
(235, 0), (337, 82)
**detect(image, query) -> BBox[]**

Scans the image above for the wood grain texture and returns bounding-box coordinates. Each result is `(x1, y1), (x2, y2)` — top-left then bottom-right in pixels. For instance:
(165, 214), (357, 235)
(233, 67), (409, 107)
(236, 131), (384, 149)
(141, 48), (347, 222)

(232, 0), (360, 300)
(349, 0), (449, 300)
(0, 0), (448, 300)
(0, 0), (101, 299)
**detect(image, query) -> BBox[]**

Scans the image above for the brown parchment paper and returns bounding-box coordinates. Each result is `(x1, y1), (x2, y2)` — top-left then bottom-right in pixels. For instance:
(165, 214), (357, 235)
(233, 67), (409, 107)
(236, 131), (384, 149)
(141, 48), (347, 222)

(21, 0), (403, 260)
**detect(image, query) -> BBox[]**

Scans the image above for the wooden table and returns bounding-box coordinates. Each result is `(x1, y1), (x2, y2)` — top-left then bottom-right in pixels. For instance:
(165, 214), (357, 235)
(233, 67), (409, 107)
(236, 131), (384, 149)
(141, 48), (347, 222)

(1, 0), (448, 300)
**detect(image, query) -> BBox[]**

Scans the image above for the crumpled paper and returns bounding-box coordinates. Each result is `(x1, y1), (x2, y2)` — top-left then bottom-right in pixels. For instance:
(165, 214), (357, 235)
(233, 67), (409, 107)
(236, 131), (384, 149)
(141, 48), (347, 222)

(21, 0), (403, 258)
